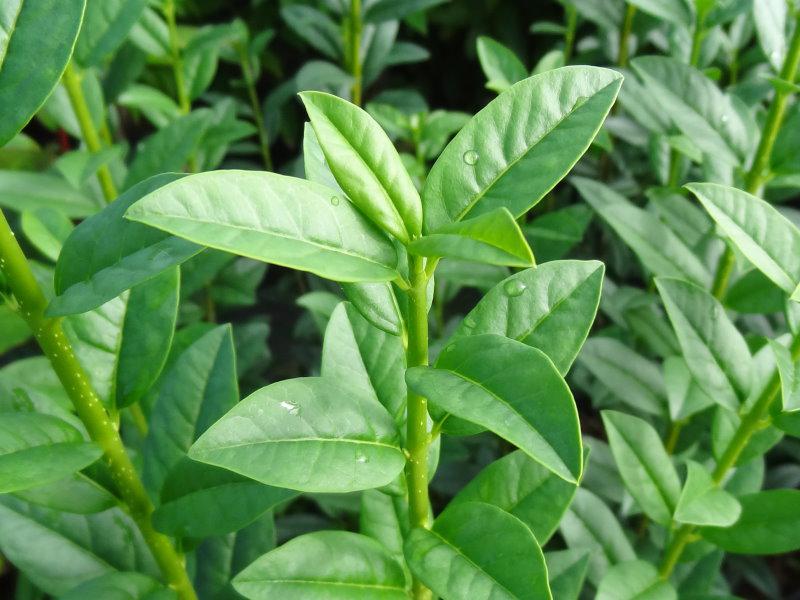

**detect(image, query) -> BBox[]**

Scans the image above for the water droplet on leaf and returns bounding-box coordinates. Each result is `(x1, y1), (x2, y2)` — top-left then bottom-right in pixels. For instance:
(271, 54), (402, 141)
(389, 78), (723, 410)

(464, 315), (476, 329)
(330, 196), (340, 206)
(356, 453), (368, 464)
(503, 279), (527, 297)
(279, 400), (300, 415)
(462, 150), (479, 165)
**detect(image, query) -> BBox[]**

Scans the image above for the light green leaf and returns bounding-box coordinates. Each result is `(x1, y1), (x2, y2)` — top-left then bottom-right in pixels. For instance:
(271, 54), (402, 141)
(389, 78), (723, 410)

(409, 208), (533, 267)
(596, 560), (677, 600)
(753, 0), (788, 71)
(770, 339), (800, 411)
(449, 449), (577, 544)
(49, 173), (201, 316)
(687, 182), (800, 294)
(523, 204), (593, 263)
(405, 502), (551, 600)
(476, 36), (527, 93)
(0, 0), (86, 146)
(0, 413), (101, 493)
(300, 91), (422, 243)
(545, 550), (590, 600)
(700, 489), (800, 554)
(74, 0), (146, 67)
(0, 171), (95, 218)
(627, 0), (692, 26)
(602, 411), (681, 525)
(407, 334), (582, 483)
(13, 472), (115, 514)
(302, 121), (343, 193)
(360, 489), (409, 568)
(280, 5), (341, 61)
(656, 277), (752, 410)
(189, 377), (405, 493)
(453, 260), (604, 375)
(674, 460), (741, 527)
(423, 67), (622, 233)
(60, 572), (176, 600)
(664, 356), (715, 421)
(341, 281), (403, 337)
(20, 208), (73, 262)
(365, 0), (447, 22)
(234, 530), (408, 599)
(126, 170), (400, 283)
(574, 177), (711, 287)
(0, 303), (31, 354)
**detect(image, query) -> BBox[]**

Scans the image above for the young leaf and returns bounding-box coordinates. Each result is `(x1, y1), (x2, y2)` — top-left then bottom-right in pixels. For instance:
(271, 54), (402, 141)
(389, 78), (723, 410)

(753, 0), (788, 71)
(664, 356), (715, 421)
(405, 502), (551, 600)
(674, 460), (741, 527)
(476, 36), (527, 93)
(189, 377), (405, 493)
(423, 67), (623, 233)
(407, 334), (582, 483)
(300, 91), (422, 243)
(49, 173), (201, 316)
(360, 489), (409, 567)
(60, 572), (175, 600)
(687, 182), (800, 295)
(408, 207), (534, 267)
(340, 281), (403, 337)
(627, 0), (692, 26)
(700, 490), (800, 554)
(770, 339), (800, 411)
(0, 0), (87, 146)
(0, 413), (101, 493)
(0, 171), (96, 218)
(602, 411), (681, 525)
(656, 277), (752, 411)
(233, 530), (408, 599)
(596, 560), (677, 600)
(449, 449), (577, 544)
(74, 0), (146, 67)
(125, 170), (400, 283)
(19, 207), (73, 261)
(453, 260), (604, 375)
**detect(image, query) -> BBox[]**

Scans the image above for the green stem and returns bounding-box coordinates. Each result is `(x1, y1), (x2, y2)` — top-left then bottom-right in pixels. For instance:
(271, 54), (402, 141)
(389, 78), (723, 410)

(0, 209), (197, 600)
(237, 43), (273, 171)
(405, 255), (433, 600)
(62, 63), (117, 203)
(659, 333), (800, 580)
(348, 0), (363, 106)
(164, 0), (190, 115)
(617, 4), (636, 68)
(688, 15), (704, 67)
(563, 4), (577, 64)
(710, 12), (800, 300)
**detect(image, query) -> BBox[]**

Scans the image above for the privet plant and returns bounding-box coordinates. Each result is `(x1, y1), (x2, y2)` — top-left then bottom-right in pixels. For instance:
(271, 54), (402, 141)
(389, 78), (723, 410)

(2, 0), (800, 599)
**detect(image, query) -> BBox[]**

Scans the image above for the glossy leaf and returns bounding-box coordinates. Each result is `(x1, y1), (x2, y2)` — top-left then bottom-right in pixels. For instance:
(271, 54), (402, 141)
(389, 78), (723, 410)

(300, 91), (422, 243)
(770, 339), (800, 411)
(477, 36), (527, 93)
(19, 207), (72, 262)
(126, 170), (400, 283)
(234, 530), (408, 599)
(0, 0), (86, 146)
(753, 0), (788, 71)
(340, 281), (403, 337)
(422, 67), (622, 233)
(656, 277), (752, 410)
(674, 460), (741, 527)
(407, 334), (582, 483)
(60, 572), (176, 600)
(596, 560), (677, 600)
(627, 0), (691, 26)
(405, 502), (551, 600)
(189, 377), (405, 493)
(74, 0), (146, 67)
(0, 171), (95, 218)
(546, 550), (590, 600)
(408, 207), (534, 267)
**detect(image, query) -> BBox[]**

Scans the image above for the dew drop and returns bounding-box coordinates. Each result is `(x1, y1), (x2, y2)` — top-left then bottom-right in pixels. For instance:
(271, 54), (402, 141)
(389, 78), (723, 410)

(503, 279), (527, 297)
(771, 50), (781, 61)
(330, 195), (340, 206)
(721, 114), (729, 123)
(356, 453), (368, 464)
(462, 150), (479, 165)
(464, 315), (477, 329)
(279, 400), (300, 415)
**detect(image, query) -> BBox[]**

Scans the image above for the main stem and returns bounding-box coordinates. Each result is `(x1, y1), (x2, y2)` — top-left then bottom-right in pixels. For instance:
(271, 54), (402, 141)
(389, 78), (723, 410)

(0, 210), (197, 600)
(617, 4), (636, 68)
(62, 63), (117, 203)
(237, 44), (273, 171)
(164, 0), (190, 115)
(711, 12), (800, 299)
(349, 0), (363, 106)
(563, 3), (577, 64)
(405, 255), (433, 600)
(659, 333), (800, 579)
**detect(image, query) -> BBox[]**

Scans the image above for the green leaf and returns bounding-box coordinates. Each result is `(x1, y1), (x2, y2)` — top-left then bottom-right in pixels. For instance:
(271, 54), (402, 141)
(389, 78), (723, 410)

(0, 0), (86, 146)
(405, 502), (551, 600)
(579, 338), (667, 416)
(341, 281), (403, 337)
(452, 260), (604, 375)
(596, 560), (677, 600)
(49, 173), (201, 316)
(234, 530), (408, 599)
(0, 413), (101, 493)
(300, 91), (422, 243)
(322, 302), (406, 422)
(560, 488), (636, 584)
(674, 460), (741, 527)
(602, 411), (681, 525)
(0, 171), (95, 218)
(407, 334), (582, 483)
(0, 304), (30, 354)
(770, 339), (800, 411)
(189, 377), (405, 493)
(13, 472), (116, 514)
(125, 170), (400, 283)
(449, 449), (577, 544)
(627, 0), (692, 26)
(422, 67), (622, 233)
(20, 208), (73, 262)
(656, 277), (752, 410)
(523, 204), (593, 263)
(60, 572), (176, 600)
(409, 208), (533, 267)
(280, 5), (341, 61)
(631, 56), (756, 165)
(700, 490), (800, 554)
(476, 36), (527, 93)
(0, 496), (159, 596)
(302, 121), (343, 193)
(365, 0), (447, 22)
(144, 325), (238, 494)
(546, 550), (590, 600)
(153, 459), (295, 539)
(687, 182), (800, 295)
(574, 177), (711, 287)
(753, 0), (788, 71)
(74, 0), (146, 67)
(664, 356), (715, 421)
